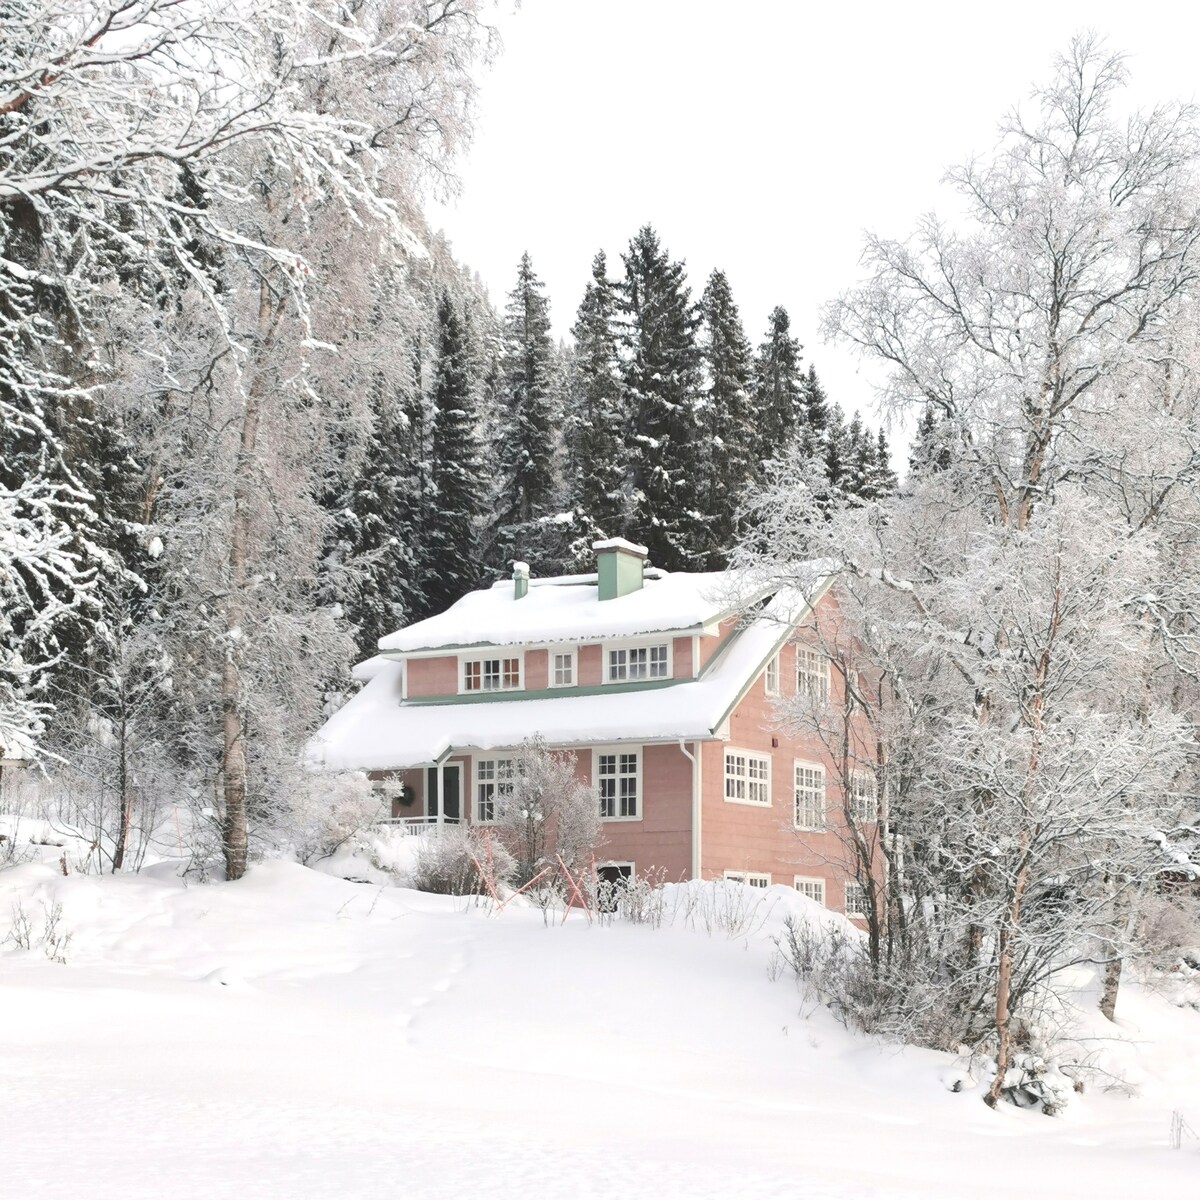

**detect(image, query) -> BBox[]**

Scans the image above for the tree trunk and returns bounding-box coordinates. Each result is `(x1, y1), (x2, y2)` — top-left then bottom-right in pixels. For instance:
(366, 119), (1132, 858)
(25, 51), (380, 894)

(985, 927), (1014, 1108)
(222, 652), (248, 881)
(112, 706), (130, 872)
(220, 280), (270, 882)
(1099, 955), (1122, 1023)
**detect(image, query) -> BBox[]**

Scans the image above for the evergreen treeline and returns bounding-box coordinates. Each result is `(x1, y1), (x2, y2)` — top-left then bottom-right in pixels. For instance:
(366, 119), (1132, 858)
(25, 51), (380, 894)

(350, 223), (898, 646)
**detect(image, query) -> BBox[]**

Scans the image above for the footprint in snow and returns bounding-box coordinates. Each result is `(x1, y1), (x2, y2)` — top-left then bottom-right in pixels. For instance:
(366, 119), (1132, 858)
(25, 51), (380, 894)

(201, 967), (254, 992)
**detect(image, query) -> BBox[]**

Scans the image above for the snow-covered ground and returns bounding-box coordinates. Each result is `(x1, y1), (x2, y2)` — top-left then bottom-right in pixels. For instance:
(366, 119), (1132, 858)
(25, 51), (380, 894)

(3, 850), (1199, 1199)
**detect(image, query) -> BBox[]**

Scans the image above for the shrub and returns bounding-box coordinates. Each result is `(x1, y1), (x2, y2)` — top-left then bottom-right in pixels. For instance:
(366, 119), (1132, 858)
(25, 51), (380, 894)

(410, 825), (516, 896)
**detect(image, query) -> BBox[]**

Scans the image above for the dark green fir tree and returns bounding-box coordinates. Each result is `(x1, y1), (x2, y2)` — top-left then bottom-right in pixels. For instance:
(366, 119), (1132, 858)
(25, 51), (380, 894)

(565, 250), (627, 562)
(752, 305), (805, 462)
(490, 253), (560, 572)
(617, 225), (703, 570)
(696, 268), (755, 567)
(422, 293), (483, 618)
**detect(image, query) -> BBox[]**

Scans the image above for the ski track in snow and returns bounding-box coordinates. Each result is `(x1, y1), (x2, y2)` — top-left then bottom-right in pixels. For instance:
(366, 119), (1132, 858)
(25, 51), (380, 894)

(3, 859), (1198, 1199)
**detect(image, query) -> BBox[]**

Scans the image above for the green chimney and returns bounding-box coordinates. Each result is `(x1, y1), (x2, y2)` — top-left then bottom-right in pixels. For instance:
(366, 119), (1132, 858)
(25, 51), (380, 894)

(513, 561), (530, 600)
(594, 538), (648, 600)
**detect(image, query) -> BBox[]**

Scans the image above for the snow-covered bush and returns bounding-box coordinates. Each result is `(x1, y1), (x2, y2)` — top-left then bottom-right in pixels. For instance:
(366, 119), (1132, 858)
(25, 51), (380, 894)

(984, 1053), (1076, 1116)
(679, 879), (775, 939)
(410, 826), (516, 896)
(275, 771), (384, 866)
(1136, 893), (1200, 981)
(594, 869), (670, 928)
(776, 915), (968, 1051)
(364, 826), (424, 884)
(495, 738), (602, 887)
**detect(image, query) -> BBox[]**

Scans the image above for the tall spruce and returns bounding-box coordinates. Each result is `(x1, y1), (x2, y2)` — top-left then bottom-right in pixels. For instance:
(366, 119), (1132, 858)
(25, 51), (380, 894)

(696, 269), (755, 567)
(871, 429), (899, 498)
(327, 370), (426, 657)
(845, 412), (870, 498)
(908, 404), (955, 480)
(801, 364), (830, 451)
(490, 253), (559, 571)
(423, 293), (482, 618)
(565, 251), (627, 561)
(824, 402), (849, 492)
(617, 225), (703, 570)
(752, 305), (805, 462)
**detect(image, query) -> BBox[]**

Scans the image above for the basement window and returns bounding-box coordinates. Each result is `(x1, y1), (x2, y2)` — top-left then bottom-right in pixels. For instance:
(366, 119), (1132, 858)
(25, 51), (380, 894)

(724, 871), (771, 888)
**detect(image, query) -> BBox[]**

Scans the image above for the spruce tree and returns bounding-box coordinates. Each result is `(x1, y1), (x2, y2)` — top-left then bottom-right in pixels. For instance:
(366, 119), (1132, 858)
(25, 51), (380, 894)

(908, 403), (955, 479)
(617, 225), (703, 571)
(844, 412), (871, 499)
(871, 428), (900, 497)
(801, 364), (830, 451)
(752, 305), (805, 461)
(326, 371), (426, 656)
(423, 293), (482, 618)
(565, 251), (627, 560)
(824, 403), (849, 493)
(696, 268), (754, 568)
(490, 253), (559, 572)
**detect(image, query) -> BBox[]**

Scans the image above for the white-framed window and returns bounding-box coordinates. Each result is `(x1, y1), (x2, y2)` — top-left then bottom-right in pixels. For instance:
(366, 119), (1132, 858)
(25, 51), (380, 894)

(724, 749), (771, 807)
(794, 876), (826, 905)
(725, 871), (771, 889)
(848, 769), (877, 823)
(605, 642), (670, 683)
(550, 649), (576, 688)
(765, 652), (780, 696)
(461, 655), (522, 694)
(595, 747), (641, 819)
(796, 647), (829, 702)
(844, 880), (869, 918)
(475, 756), (516, 823)
(793, 760), (826, 830)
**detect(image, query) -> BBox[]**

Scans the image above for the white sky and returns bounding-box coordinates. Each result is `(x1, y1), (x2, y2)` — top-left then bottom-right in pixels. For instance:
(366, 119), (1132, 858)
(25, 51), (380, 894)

(428, 0), (1200, 455)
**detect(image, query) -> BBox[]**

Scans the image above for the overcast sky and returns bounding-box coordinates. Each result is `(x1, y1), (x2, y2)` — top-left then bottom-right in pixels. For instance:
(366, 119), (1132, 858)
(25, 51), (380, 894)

(428, 0), (1200, 456)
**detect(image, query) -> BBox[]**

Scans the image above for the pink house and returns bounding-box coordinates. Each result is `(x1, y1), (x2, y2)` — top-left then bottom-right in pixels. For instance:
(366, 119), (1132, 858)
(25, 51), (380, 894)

(308, 538), (876, 917)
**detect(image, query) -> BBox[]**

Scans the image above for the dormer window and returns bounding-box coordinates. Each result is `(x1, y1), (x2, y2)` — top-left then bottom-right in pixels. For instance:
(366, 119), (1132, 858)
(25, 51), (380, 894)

(550, 650), (576, 688)
(605, 642), (670, 683)
(462, 655), (522, 693)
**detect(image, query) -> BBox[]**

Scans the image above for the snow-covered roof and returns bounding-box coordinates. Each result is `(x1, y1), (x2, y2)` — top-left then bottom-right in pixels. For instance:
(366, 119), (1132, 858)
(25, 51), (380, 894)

(377, 569), (747, 654)
(306, 583), (829, 772)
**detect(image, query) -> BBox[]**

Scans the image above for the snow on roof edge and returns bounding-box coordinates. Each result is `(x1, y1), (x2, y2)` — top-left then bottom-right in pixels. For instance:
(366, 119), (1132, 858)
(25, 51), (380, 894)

(592, 536), (649, 556)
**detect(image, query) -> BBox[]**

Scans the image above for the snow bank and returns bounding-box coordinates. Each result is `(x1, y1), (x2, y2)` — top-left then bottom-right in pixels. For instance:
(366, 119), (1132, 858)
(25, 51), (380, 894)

(1, 864), (1198, 1199)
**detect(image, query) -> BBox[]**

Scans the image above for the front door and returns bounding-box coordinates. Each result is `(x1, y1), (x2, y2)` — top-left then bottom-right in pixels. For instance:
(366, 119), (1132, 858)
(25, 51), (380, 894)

(426, 766), (462, 821)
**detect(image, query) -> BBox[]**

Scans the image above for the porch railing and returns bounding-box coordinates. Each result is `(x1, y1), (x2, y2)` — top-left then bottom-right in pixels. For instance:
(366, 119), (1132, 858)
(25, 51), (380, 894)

(376, 816), (462, 834)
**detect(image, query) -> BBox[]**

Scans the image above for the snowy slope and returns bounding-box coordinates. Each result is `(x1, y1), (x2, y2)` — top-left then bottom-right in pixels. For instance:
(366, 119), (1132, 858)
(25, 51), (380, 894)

(3, 861), (1199, 1200)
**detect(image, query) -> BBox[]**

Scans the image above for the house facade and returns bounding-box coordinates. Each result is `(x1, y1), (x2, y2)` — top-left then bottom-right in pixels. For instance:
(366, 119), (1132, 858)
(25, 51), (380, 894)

(307, 538), (877, 918)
